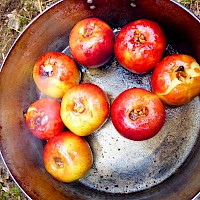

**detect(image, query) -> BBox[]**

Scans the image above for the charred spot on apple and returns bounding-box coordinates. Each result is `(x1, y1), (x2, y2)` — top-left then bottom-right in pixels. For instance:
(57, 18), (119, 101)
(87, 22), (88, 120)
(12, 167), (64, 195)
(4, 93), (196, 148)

(54, 157), (64, 168)
(176, 66), (184, 72)
(129, 106), (149, 121)
(173, 61), (200, 84)
(175, 66), (187, 82)
(40, 64), (54, 77)
(30, 112), (48, 129)
(35, 116), (43, 126)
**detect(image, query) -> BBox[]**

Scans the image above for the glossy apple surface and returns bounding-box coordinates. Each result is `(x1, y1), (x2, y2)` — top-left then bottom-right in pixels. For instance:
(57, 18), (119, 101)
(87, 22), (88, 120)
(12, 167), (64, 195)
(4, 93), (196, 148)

(111, 88), (165, 141)
(151, 54), (200, 106)
(61, 83), (109, 136)
(33, 52), (80, 98)
(25, 98), (64, 140)
(114, 19), (166, 74)
(43, 131), (93, 182)
(69, 18), (115, 68)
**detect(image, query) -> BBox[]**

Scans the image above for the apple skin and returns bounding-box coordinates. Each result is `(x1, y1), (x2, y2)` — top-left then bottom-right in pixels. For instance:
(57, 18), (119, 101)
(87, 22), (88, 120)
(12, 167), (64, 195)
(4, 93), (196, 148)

(33, 52), (80, 98)
(25, 98), (65, 140)
(114, 19), (166, 74)
(111, 88), (165, 141)
(43, 131), (93, 182)
(61, 83), (110, 136)
(69, 18), (115, 68)
(151, 54), (200, 106)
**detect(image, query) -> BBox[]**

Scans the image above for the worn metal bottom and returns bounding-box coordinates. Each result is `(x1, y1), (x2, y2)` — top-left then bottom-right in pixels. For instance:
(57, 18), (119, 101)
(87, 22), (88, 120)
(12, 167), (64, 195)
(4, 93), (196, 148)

(63, 40), (200, 194)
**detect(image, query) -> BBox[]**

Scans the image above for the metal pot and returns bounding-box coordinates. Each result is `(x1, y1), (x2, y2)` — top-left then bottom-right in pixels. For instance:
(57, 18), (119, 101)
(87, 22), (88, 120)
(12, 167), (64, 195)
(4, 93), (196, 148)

(0, 0), (200, 199)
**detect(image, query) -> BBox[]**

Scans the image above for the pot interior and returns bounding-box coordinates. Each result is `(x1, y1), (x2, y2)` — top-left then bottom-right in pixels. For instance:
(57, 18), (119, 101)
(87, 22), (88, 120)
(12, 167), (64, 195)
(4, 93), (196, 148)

(0, 0), (200, 199)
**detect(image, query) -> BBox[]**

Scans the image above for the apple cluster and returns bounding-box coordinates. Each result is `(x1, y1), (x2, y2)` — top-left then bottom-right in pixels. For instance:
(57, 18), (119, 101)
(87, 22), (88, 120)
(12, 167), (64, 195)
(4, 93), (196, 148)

(25, 17), (200, 183)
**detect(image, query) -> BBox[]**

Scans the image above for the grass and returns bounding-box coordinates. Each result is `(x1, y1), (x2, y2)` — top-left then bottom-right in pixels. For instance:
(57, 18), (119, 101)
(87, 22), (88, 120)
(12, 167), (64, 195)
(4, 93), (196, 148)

(0, 0), (59, 64)
(0, 184), (22, 200)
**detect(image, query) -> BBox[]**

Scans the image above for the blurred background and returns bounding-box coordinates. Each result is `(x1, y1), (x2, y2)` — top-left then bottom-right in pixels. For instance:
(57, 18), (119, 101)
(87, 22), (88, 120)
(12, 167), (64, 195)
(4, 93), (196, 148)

(0, 0), (199, 199)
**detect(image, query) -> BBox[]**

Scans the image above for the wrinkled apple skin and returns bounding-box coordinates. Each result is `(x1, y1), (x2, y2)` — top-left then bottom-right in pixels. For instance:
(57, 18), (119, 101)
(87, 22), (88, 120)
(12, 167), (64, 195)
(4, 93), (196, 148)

(33, 52), (80, 98)
(114, 19), (166, 74)
(69, 18), (115, 68)
(61, 83), (110, 136)
(43, 131), (93, 182)
(111, 88), (165, 141)
(25, 98), (65, 140)
(151, 54), (200, 106)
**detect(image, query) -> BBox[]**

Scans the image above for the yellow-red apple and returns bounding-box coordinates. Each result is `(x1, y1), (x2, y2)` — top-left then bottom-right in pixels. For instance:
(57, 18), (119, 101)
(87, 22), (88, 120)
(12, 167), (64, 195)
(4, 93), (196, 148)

(114, 19), (166, 74)
(43, 131), (93, 182)
(69, 18), (115, 68)
(151, 54), (200, 106)
(33, 52), (80, 98)
(61, 83), (109, 136)
(25, 98), (64, 140)
(111, 88), (165, 141)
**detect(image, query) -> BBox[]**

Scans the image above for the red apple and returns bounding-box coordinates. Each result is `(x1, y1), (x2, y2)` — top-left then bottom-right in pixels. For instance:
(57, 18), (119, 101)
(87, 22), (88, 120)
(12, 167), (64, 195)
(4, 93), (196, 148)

(69, 18), (115, 68)
(151, 54), (200, 106)
(25, 98), (64, 140)
(33, 52), (80, 98)
(43, 131), (93, 182)
(111, 88), (165, 141)
(114, 19), (166, 74)
(61, 83), (109, 136)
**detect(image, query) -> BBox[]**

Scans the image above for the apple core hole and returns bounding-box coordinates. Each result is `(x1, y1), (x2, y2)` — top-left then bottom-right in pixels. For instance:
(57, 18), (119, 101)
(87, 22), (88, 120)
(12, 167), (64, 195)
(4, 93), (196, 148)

(129, 106), (148, 120)
(134, 29), (146, 44)
(83, 28), (93, 38)
(54, 157), (64, 168)
(35, 116), (42, 126)
(175, 66), (187, 82)
(176, 66), (184, 72)
(73, 99), (85, 114)
(40, 64), (54, 77)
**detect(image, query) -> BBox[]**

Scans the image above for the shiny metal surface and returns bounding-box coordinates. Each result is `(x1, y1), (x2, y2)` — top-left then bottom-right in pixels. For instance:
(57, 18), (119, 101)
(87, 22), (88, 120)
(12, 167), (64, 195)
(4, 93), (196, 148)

(79, 57), (200, 193)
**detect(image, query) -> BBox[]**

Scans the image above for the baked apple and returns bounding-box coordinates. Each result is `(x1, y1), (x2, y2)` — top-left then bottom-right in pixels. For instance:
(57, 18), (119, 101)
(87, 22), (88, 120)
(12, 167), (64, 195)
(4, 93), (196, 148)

(111, 88), (165, 141)
(69, 17), (115, 68)
(43, 131), (93, 182)
(151, 54), (200, 106)
(114, 19), (166, 74)
(61, 83), (109, 136)
(25, 98), (64, 140)
(33, 52), (80, 98)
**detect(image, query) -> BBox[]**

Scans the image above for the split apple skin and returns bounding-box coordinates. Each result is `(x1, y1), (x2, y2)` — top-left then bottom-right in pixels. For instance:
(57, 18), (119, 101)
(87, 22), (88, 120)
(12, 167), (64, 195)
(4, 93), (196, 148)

(25, 98), (65, 140)
(43, 131), (93, 182)
(69, 18), (115, 68)
(114, 19), (166, 74)
(151, 54), (200, 106)
(33, 52), (80, 98)
(111, 88), (166, 141)
(61, 83), (110, 136)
